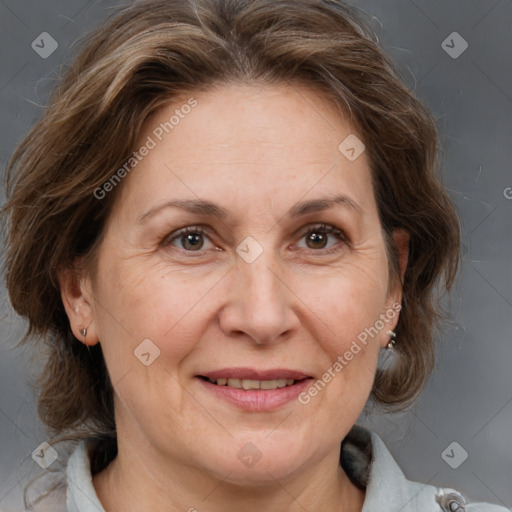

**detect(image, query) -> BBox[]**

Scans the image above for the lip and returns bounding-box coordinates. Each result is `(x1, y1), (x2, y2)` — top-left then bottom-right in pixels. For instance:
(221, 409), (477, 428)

(200, 367), (311, 381)
(196, 368), (314, 412)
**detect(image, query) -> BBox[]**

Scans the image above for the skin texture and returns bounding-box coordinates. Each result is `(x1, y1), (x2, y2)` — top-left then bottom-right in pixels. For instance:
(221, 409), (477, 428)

(59, 83), (409, 512)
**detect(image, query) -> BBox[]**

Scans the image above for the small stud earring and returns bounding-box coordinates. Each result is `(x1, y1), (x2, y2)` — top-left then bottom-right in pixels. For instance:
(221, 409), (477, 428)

(80, 328), (87, 337)
(386, 330), (396, 349)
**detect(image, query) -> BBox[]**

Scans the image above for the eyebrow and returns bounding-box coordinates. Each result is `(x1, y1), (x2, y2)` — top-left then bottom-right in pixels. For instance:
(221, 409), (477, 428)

(138, 193), (361, 223)
(288, 193), (361, 217)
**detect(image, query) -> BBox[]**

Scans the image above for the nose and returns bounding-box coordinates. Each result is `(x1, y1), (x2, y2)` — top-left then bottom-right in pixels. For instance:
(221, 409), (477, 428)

(218, 248), (300, 345)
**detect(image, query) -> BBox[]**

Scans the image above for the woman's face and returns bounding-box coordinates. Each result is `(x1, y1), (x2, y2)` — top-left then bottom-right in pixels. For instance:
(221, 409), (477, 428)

(74, 83), (405, 484)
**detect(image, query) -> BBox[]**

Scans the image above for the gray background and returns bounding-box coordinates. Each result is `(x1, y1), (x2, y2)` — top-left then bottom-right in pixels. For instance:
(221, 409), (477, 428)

(1, 0), (511, 510)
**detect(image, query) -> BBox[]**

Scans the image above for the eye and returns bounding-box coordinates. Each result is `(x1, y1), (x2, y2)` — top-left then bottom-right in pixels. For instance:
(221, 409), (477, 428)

(294, 223), (348, 253)
(162, 223), (348, 255)
(163, 226), (216, 252)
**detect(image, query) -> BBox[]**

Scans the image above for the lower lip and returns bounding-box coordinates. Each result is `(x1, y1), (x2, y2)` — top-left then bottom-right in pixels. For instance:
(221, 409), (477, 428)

(197, 377), (313, 411)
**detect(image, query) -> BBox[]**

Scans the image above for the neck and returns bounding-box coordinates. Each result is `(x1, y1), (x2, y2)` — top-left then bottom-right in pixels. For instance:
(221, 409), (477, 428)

(93, 439), (365, 512)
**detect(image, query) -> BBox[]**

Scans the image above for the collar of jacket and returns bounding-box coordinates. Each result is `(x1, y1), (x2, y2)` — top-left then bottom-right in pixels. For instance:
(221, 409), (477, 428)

(65, 425), (508, 512)
(342, 424), (442, 510)
(340, 424), (508, 512)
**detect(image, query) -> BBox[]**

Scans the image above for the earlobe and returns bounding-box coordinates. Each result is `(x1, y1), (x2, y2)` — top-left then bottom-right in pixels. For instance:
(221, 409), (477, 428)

(57, 267), (99, 346)
(381, 229), (409, 348)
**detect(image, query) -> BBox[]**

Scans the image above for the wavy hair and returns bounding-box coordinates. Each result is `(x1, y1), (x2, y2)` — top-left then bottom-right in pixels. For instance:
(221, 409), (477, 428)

(3, 0), (460, 475)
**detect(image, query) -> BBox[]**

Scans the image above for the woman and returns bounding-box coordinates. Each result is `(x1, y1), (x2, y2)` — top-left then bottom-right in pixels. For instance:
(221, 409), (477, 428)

(2, 0), (507, 511)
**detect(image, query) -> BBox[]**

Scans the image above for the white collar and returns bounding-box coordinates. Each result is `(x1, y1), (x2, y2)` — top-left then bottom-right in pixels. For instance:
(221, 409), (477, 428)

(64, 425), (505, 512)
(66, 441), (105, 512)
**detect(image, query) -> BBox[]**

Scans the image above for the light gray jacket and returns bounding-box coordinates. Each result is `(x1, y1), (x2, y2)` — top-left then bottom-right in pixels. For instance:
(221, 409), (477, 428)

(55, 425), (507, 512)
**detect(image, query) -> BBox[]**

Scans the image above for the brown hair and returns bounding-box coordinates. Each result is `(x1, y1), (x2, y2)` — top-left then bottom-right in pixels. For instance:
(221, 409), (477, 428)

(3, 0), (459, 472)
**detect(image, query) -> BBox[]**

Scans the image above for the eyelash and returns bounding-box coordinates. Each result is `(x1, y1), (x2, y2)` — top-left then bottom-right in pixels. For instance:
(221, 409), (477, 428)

(162, 223), (349, 256)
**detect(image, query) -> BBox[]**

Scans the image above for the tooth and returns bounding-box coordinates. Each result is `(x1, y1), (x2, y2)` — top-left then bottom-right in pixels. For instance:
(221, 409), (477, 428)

(227, 378), (242, 388)
(208, 377), (216, 383)
(260, 380), (278, 390)
(242, 379), (260, 390)
(221, 378), (296, 389)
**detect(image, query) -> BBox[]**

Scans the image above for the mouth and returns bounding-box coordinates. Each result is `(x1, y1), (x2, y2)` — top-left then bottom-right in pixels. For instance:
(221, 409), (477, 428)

(196, 368), (314, 411)
(198, 376), (307, 390)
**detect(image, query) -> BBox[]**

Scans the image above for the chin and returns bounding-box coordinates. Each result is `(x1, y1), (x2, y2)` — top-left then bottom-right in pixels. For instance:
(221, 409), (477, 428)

(197, 434), (314, 484)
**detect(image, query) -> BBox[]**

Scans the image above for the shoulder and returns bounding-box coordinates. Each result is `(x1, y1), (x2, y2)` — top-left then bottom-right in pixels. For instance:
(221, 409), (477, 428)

(341, 425), (509, 512)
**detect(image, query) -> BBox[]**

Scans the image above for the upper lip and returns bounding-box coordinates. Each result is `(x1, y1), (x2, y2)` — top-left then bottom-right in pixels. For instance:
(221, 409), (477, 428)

(199, 367), (312, 381)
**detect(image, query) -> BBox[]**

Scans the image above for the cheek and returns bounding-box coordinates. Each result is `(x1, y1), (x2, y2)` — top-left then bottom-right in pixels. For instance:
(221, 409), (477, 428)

(300, 255), (390, 354)
(291, 252), (390, 417)
(92, 255), (222, 371)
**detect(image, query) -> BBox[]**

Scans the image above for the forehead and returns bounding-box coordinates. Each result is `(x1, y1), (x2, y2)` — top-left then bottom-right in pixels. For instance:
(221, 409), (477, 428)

(113, 83), (377, 224)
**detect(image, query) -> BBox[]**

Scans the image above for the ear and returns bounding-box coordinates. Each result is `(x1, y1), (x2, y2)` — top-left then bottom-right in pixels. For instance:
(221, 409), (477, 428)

(57, 266), (99, 346)
(381, 228), (409, 346)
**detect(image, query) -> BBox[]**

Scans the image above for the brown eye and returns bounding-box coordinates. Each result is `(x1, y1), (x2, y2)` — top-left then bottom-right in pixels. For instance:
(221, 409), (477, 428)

(296, 224), (347, 253)
(305, 231), (328, 249)
(180, 232), (205, 250)
(164, 226), (215, 252)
